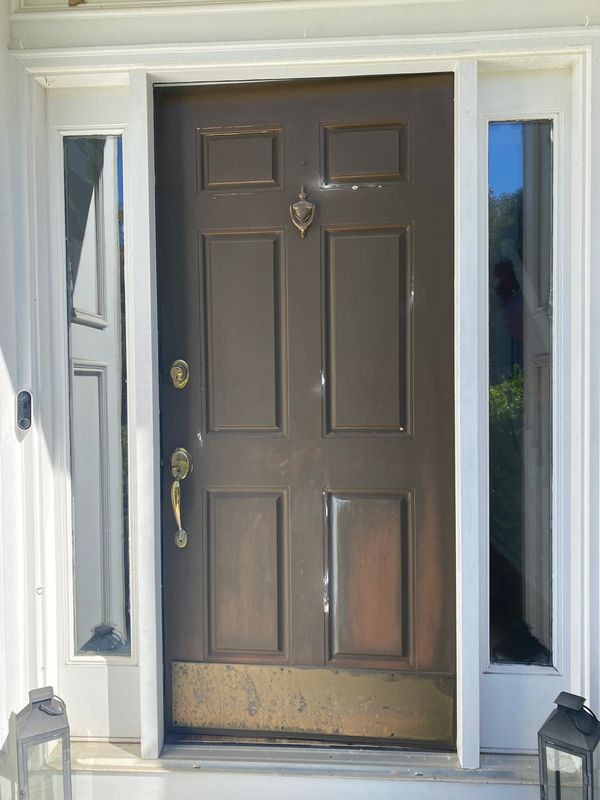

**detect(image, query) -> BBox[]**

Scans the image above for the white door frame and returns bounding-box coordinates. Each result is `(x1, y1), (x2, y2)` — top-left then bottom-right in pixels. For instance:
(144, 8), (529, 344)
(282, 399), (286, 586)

(478, 68), (574, 753)
(8, 28), (600, 770)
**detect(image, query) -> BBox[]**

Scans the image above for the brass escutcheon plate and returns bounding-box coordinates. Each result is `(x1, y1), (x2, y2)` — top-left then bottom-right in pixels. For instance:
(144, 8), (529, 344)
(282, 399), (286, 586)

(170, 359), (190, 389)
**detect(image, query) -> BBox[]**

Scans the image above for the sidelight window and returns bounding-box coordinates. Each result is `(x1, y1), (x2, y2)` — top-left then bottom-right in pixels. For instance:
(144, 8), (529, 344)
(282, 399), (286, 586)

(488, 120), (553, 666)
(63, 134), (131, 656)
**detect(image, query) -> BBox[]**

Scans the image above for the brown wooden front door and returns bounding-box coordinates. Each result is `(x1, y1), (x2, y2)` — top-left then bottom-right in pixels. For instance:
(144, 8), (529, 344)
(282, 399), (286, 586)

(155, 74), (455, 746)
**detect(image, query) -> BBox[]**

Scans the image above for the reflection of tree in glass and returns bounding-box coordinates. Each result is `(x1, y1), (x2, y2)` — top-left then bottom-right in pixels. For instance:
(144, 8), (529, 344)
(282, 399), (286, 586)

(488, 186), (551, 665)
(493, 259), (523, 343)
(489, 186), (523, 261)
(490, 365), (523, 566)
(489, 187), (524, 587)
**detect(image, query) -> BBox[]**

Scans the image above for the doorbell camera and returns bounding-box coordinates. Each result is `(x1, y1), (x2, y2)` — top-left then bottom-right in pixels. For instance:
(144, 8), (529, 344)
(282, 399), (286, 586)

(16, 390), (32, 431)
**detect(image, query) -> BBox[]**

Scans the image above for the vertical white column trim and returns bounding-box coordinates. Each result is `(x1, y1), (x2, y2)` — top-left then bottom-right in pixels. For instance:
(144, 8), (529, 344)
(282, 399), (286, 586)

(28, 75), (50, 695)
(0, 47), (29, 741)
(127, 70), (163, 759)
(8, 58), (48, 702)
(455, 58), (481, 770)
(581, 43), (600, 713)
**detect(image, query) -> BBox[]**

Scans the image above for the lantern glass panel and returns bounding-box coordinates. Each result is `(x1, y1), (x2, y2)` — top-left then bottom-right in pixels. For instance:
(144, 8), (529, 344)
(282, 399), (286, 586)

(545, 746), (584, 799)
(25, 738), (65, 800)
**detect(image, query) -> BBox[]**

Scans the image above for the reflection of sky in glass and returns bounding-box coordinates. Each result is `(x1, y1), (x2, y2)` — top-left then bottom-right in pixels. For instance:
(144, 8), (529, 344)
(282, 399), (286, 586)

(489, 123), (523, 196)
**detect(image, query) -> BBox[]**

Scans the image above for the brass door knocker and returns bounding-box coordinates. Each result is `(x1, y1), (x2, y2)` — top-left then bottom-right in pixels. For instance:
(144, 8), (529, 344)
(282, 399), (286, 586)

(290, 186), (316, 238)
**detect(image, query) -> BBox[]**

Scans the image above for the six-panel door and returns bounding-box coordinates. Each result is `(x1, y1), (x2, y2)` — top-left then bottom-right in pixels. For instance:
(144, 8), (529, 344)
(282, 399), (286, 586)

(155, 74), (455, 745)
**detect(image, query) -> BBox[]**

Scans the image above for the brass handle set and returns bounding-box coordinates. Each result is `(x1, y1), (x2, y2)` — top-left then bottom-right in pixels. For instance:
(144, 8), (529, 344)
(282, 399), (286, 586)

(170, 446), (192, 549)
(167, 187), (313, 548)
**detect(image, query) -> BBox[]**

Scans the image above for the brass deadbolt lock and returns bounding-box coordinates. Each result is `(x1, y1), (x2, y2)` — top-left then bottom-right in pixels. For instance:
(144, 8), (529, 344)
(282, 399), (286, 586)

(170, 447), (193, 481)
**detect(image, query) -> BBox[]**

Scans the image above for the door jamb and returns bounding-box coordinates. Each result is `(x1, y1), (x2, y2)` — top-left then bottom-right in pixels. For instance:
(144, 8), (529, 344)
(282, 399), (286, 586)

(129, 59), (484, 769)
(130, 55), (589, 768)
(129, 58), (481, 764)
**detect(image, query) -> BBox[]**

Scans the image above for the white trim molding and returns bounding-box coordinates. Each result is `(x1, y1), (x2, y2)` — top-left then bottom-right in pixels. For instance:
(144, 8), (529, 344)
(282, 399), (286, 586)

(6, 2), (600, 54)
(577, 39), (600, 716)
(13, 0), (473, 10)
(454, 57), (481, 770)
(478, 68), (578, 753)
(127, 70), (164, 760)
(7, 29), (599, 88)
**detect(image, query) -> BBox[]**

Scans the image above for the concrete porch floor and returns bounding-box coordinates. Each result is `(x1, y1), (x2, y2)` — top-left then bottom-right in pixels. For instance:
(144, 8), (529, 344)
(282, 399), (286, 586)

(69, 741), (541, 799)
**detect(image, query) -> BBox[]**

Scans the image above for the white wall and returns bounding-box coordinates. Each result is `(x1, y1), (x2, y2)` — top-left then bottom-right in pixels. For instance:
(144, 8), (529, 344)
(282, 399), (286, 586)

(0, 0), (29, 750)
(0, 0), (51, 756)
(7, 0), (600, 51)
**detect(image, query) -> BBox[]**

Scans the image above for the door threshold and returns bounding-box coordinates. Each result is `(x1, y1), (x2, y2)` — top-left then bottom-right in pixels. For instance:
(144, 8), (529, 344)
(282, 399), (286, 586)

(165, 732), (453, 751)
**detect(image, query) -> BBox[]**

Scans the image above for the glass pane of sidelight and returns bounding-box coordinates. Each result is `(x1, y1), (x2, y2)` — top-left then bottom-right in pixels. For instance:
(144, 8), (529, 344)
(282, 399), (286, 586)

(488, 121), (553, 665)
(64, 135), (130, 655)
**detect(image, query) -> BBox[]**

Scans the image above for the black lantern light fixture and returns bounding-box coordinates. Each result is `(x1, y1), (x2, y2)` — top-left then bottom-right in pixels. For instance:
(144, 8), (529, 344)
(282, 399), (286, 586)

(538, 692), (600, 799)
(15, 687), (72, 800)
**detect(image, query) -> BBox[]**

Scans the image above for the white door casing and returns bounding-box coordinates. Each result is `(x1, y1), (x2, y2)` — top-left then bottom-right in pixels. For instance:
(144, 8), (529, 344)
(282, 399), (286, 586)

(45, 88), (140, 741)
(479, 69), (578, 753)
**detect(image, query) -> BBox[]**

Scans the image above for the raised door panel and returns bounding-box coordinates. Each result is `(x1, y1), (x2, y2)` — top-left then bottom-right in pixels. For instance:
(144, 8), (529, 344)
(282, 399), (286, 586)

(201, 232), (286, 434)
(323, 227), (410, 435)
(326, 491), (413, 669)
(207, 490), (288, 662)
(323, 122), (410, 186)
(197, 126), (283, 192)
